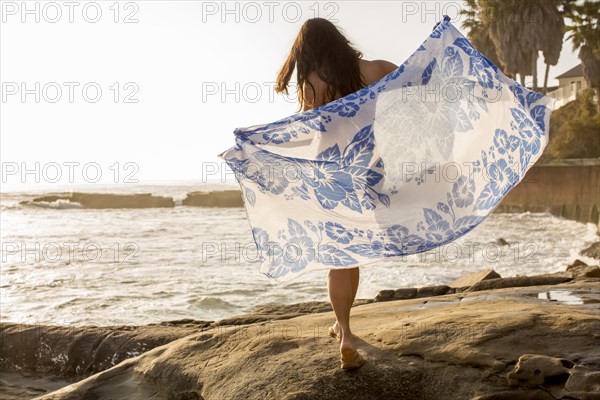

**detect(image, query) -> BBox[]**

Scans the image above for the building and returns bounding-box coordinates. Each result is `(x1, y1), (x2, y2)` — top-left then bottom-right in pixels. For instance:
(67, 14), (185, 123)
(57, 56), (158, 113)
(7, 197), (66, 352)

(547, 64), (592, 109)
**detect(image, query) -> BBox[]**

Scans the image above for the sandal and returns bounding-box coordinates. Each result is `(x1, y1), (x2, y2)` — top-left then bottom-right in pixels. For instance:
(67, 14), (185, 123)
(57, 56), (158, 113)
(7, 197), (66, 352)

(328, 322), (340, 342)
(340, 348), (365, 371)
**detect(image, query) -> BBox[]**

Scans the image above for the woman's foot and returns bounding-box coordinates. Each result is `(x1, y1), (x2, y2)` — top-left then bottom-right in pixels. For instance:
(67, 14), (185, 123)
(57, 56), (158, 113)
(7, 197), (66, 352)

(328, 321), (341, 342)
(339, 331), (364, 371)
(340, 345), (365, 371)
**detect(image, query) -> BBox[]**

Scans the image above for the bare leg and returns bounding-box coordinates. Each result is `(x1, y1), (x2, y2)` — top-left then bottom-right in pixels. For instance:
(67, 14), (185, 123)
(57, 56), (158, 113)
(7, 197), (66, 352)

(349, 267), (359, 306)
(328, 267), (360, 356)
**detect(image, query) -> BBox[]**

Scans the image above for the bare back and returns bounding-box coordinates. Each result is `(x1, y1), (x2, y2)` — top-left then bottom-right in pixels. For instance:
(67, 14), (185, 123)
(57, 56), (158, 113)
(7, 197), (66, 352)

(302, 59), (398, 111)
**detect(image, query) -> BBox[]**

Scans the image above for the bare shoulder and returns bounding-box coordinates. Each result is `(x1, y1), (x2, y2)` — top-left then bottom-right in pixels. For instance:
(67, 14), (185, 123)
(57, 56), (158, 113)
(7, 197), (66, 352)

(372, 59), (399, 74)
(359, 59), (399, 85)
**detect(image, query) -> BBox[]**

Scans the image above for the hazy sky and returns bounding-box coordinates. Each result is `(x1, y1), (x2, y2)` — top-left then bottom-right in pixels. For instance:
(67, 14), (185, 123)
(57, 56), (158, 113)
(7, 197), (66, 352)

(0, 0), (580, 189)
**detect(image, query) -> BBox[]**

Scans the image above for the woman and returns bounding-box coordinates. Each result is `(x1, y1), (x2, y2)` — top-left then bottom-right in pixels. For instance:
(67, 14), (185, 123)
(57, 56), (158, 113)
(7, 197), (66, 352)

(275, 17), (398, 371)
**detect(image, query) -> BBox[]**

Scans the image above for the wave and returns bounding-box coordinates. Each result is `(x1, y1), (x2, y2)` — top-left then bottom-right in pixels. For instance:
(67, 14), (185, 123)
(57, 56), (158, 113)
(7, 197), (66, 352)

(28, 199), (84, 209)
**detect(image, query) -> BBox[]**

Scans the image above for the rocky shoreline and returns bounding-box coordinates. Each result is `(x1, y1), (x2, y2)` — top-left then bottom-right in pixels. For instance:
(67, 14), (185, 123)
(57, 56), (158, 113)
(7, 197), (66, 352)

(1, 254), (599, 400)
(19, 190), (244, 209)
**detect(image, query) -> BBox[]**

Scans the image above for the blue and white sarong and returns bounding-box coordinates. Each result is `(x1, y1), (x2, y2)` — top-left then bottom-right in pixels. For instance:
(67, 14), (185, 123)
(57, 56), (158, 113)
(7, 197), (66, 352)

(218, 16), (557, 284)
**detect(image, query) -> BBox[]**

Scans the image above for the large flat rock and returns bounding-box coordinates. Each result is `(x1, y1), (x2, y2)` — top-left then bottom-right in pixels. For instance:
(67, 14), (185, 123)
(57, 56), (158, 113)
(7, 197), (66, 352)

(23, 279), (599, 400)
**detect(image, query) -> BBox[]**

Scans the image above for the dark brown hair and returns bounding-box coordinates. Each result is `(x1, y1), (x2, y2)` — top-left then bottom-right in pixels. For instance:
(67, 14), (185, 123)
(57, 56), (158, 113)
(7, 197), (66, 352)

(275, 18), (366, 111)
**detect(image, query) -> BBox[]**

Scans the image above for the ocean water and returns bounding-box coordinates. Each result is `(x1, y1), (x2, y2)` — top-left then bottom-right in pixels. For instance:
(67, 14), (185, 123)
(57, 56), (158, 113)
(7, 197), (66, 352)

(1, 183), (598, 327)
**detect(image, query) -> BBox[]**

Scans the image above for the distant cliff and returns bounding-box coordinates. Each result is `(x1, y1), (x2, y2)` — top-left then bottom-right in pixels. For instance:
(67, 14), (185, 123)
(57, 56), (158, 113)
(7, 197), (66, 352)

(182, 190), (243, 207)
(22, 192), (175, 209)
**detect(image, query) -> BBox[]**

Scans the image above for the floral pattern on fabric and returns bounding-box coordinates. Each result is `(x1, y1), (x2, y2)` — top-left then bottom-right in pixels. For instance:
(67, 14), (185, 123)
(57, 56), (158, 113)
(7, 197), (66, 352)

(218, 16), (557, 283)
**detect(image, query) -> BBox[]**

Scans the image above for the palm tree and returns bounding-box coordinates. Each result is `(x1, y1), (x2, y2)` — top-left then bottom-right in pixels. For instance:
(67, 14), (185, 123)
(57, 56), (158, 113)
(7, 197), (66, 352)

(478, 0), (535, 86)
(564, 0), (600, 112)
(477, 0), (565, 92)
(536, 0), (565, 94)
(459, 0), (509, 76)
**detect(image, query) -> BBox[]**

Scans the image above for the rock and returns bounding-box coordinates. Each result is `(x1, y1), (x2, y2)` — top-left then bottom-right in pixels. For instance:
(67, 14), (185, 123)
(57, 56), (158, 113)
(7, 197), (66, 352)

(580, 241), (600, 259)
(495, 238), (510, 246)
(562, 392), (600, 400)
(454, 286), (471, 293)
(507, 354), (574, 387)
(569, 259), (589, 268)
(4, 280), (600, 400)
(566, 263), (600, 278)
(0, 321), (205, 379)
(374, 289), (395, 302)
(215, 299), (371, 326)
(471, 389), (556, 400)
(0, 301), (368, 380)
(415, 285), (450, 298)
(35, 281), (600, 399)
(543, 270), (577, 279)
(24, 193), (175, 209)
(564, 365), (600, 393)
(182, 190), (243, 207)
(393, 288), (417, 300)
(376, 285), (451, 302)
(465, 275), (572, 292)
(448, 269), (502, 288)
(566, 259), (600, 278)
